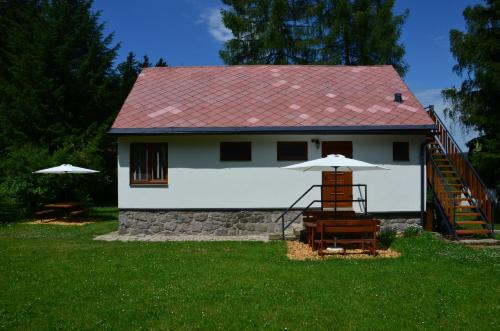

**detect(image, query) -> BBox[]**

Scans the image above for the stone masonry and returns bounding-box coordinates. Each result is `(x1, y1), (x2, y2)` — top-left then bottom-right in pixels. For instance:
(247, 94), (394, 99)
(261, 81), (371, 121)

(118, 210), (301, 236)
(118, 210), (421, 236)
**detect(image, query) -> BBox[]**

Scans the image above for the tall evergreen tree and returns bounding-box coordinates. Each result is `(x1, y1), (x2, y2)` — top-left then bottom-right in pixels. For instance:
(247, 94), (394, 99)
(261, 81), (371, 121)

(317, 0), (407, 75)
(220, 0), (314, 64)
(220, 0), (408, 74)
(0, 0), (118, 150)
(155, 57), (168, 67)
(140, 54), (152, 68)
(116, 52), (141, 100)
(442, 0), (500, 193)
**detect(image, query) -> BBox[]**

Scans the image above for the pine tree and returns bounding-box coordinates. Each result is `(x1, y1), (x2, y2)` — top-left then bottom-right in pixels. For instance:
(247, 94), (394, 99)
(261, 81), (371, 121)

(317, 0), (408, 75)
(116, 52), (141, 99)
(155, 57), (168, 67)
(140, 54), (152, 68)
(220, 0), (314, 64)
(442, 0), (500, 193)
(220, 0), (408, 74)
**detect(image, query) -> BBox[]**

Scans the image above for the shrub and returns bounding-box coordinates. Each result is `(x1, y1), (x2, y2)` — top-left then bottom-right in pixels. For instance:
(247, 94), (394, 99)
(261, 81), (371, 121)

(378, 228), (397, 247)
(403, 226), (423, 238)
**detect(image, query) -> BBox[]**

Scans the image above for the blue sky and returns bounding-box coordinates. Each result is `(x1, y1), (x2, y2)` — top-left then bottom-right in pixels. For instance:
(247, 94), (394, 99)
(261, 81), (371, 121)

(93, 0), (483, 148)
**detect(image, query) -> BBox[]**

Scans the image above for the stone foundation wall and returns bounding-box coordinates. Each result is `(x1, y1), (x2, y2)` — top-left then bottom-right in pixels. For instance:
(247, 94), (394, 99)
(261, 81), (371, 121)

(379, 217), (421, 232)
(118, 210), (301, 236)
(118, 210), (421, 236)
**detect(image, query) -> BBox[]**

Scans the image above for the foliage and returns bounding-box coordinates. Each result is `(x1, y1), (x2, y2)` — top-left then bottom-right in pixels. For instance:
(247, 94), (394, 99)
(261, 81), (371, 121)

(220, 0), (408, 75)
(403, 225), (422, 237)
(378, 227), (397, 247)
(0, 219), (499, 329)
(442, 0), (500, 194)
(0, 0), (168, 221)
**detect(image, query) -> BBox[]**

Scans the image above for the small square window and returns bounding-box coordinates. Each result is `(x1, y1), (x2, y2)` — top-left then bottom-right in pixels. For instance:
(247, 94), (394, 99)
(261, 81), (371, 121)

(393, 142), (409, 161)
(277, 142), (308, 161)
(130, 143), (168, 184)
(220, 142), (251, 161)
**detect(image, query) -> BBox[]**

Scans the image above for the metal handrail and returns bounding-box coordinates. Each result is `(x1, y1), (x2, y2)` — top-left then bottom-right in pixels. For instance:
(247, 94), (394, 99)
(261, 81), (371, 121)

(274, 184), (368, 239)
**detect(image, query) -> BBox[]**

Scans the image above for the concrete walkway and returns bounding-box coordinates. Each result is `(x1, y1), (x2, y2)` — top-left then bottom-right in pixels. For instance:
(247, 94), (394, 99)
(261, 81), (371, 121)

(94, 231), (270, 242)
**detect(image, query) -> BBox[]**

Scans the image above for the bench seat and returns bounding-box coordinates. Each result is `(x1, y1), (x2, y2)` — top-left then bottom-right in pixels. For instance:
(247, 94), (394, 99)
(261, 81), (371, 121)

(315, 220), (380, 256)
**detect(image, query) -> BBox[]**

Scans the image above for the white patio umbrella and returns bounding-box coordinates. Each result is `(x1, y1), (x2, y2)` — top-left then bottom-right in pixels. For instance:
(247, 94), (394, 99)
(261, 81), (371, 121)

(33, 164), (99, 174)
(33, 164), (99, 201)
(283, 154), (388, 212)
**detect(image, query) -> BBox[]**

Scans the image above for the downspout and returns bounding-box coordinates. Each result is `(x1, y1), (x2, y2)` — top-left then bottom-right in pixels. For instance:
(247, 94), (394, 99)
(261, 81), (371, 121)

(420, 140), (427, 227)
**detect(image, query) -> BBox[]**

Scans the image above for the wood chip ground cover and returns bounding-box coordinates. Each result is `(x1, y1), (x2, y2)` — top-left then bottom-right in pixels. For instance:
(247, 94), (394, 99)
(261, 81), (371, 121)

(286, 240), (401, 260)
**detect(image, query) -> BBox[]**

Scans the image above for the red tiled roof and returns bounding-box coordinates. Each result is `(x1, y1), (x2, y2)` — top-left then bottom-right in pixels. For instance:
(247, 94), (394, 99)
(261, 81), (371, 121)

(111, 65), (435, 133)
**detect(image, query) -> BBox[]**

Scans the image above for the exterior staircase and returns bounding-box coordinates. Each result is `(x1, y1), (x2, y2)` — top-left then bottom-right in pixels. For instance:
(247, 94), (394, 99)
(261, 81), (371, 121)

(426, 106), (495, 239)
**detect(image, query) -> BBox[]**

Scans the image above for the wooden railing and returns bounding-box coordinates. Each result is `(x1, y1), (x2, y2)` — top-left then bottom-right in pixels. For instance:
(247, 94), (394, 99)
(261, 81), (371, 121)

(427, 154), (457, 227)
(428, 106), (494, 225)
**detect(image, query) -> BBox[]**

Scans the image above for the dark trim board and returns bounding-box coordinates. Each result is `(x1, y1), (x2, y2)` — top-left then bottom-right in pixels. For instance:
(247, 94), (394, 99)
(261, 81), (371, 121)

(109, 125), (436, 135)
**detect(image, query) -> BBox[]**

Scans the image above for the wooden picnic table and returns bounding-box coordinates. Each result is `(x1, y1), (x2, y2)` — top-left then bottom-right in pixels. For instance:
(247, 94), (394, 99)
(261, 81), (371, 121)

(304, 219), (380, 255)
(41, 202), (86, 219)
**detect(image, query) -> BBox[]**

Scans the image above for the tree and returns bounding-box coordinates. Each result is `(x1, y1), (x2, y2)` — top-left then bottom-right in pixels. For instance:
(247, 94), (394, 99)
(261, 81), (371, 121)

(140, 54), (152, 68)
(442, 0), (500, 193)
(220, 0), (314, 64)
(155, 57), (168, 67)
(0, 0), (120, 218)
(317, 0), (408, 75)
(220, 0), (408, 74)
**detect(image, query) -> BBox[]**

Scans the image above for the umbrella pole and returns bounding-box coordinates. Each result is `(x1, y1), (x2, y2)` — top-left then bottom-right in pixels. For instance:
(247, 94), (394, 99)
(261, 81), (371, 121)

(334, 166), (338, 217)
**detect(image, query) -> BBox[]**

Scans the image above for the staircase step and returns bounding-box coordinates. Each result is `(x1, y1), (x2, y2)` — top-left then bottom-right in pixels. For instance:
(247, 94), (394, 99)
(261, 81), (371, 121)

(456, 220), (486, 225)
(456, 229), (491, 235)
(454, 205), (476, 209)
(455, 212), (480, 217)
(438, 165), (453, 168)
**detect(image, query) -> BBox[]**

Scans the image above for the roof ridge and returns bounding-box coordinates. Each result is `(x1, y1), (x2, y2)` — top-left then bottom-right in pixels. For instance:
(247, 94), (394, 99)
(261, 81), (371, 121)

(142, 64), (394, 70)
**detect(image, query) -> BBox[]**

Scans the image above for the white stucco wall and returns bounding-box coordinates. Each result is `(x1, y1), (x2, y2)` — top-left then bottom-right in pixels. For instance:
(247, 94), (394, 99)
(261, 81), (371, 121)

(117, 134), (426, 212)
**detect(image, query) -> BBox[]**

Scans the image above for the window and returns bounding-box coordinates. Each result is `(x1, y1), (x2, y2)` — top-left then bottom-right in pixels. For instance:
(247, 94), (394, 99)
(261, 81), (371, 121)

(277, 141), (308, 161)
(130, 143), (168, 184)
(393, 142), (409, 161)
(220, 142), (251, 161)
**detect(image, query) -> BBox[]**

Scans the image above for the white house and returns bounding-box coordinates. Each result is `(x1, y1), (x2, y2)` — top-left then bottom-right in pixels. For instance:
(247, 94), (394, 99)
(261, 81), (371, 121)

(110, 65), (436, 236)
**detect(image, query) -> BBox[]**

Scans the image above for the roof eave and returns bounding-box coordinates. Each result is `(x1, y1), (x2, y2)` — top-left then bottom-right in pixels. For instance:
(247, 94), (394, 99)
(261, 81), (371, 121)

(108, 125), (437, 135)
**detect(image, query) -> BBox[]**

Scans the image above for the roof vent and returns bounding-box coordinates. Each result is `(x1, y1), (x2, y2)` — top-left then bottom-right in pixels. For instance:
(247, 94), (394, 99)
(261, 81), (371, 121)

(394, 93), (403, 103)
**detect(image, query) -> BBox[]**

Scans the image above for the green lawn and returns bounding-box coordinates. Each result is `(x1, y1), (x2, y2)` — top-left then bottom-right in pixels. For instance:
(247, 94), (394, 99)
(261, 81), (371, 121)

(0, 208), (499, 330)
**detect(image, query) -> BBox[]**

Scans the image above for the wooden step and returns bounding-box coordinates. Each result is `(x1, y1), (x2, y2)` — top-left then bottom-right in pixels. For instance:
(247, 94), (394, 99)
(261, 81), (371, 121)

(438, 165), (453, 168)
(456, 229), (491, 235)
(456, 220), (486, 225)
(455, 212), (480, 217)
(454, 198), (471, 201)
(454, 205), (476, 209)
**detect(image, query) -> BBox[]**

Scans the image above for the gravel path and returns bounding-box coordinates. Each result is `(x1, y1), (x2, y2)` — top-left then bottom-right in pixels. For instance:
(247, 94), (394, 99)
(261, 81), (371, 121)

(94, 231), (270, 242)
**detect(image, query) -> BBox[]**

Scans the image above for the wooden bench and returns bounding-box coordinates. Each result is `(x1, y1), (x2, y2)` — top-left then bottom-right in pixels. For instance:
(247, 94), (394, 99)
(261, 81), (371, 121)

(35, 209), (58, 221)
(69, 209), (87, 218)
(314, 220), (380, 256)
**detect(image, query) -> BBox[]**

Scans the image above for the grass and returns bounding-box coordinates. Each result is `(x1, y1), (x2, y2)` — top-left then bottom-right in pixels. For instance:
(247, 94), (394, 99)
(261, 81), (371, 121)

(0, 208), (499, 330)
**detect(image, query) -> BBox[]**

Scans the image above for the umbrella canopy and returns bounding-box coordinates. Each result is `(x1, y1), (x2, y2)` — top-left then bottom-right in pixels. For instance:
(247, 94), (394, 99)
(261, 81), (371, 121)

(283, 154), (389, 172)
(283, 154), (388, 213)
(33, 164), (99, 174)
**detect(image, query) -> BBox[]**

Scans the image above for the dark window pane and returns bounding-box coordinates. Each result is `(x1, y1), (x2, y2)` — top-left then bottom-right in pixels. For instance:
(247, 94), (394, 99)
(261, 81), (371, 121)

(130, 143), (168, 184)
(393, 142), (409, 161)
(277, 142), (308, 161)
(151, 144), (168, 181)
(220, 142), (251, 161)
(131, 144), (148, 181)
